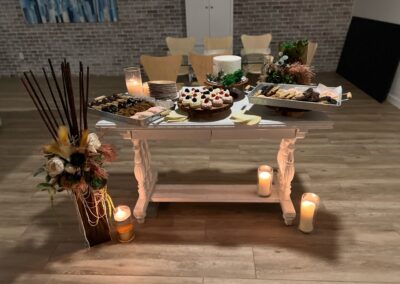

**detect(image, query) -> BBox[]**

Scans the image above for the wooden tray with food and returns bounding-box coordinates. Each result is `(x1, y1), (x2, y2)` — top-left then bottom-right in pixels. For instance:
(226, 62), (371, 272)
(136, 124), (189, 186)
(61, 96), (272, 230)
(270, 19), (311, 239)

(248, 83), (351, 112)
(177, 87), (234, 117)
(88, 93), (167, 126)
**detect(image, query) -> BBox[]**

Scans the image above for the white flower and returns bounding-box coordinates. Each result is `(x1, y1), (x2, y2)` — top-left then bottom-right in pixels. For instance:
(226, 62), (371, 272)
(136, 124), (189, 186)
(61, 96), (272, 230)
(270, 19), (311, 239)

(278, 52), (283, 57)
(87, 133), (101, 153)
(46, 157), (64, 177)
(64, 163), (77, 174)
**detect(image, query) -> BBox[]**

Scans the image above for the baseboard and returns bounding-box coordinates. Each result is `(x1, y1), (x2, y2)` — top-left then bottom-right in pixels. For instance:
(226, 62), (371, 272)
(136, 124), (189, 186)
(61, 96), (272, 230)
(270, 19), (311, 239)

(387, 93), (400, 109)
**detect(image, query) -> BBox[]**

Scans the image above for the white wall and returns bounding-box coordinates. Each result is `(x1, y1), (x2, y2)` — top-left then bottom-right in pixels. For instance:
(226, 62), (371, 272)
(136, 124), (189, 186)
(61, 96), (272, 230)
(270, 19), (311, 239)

(353, 0), (400, 108)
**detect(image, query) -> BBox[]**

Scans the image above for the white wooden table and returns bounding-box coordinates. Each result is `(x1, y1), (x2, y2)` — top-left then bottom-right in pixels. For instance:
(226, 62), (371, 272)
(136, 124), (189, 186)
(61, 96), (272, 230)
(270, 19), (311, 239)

(96, 96), (333, 225)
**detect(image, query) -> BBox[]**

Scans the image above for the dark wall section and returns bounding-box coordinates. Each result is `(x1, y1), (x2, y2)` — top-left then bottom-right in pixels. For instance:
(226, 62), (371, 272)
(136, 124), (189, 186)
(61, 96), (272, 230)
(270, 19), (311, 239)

(337, 17), (400, 102)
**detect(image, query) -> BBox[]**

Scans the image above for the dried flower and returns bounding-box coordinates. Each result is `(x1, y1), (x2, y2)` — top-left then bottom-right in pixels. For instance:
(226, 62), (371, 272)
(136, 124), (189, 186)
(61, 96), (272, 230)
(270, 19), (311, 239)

(64, 163), (78, 174)
(98, 144), (117, 162)
(46, 157), (64, 177)
(87, 133), (101, 153)
(286, 62), (315, 85)
(70, 152), (86, 167)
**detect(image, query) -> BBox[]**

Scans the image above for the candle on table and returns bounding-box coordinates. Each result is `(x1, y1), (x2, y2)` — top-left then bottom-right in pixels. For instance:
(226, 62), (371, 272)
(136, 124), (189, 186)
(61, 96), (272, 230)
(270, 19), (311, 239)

(298, 193), (320, 233)
(113, 205), (135, 242)
(124, 67), (143, 96)
(142, 82), (150, 96)
(257, 165), (273, 197)
(126, 79), (142, 95)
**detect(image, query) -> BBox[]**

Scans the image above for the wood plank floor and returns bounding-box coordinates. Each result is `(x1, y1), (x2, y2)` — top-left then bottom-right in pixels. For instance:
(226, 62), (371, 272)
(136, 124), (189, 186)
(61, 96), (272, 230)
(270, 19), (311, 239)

(0, 73), (399, 283)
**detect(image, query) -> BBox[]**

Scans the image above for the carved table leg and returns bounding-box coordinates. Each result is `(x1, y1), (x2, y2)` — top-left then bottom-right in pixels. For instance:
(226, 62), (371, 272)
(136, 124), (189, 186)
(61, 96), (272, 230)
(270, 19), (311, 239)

(131, 138), (157, 223)
(277, 132), (304, 225)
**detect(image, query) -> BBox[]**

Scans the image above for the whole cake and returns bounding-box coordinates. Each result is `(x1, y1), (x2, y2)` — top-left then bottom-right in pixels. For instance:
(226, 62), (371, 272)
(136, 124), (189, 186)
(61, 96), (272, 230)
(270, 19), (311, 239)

(213, 55), (241, 75)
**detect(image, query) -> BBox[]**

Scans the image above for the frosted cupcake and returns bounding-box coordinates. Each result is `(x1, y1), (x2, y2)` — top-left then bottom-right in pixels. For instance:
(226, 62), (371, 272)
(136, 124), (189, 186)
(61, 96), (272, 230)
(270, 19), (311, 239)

(182, 95), (191, 106)
(212, 96), (223, 107)
(190, 98), (201, 109)
(222, 93), (233, 104)
(179, 92), (187, 102)
(201, 98), (213, 110)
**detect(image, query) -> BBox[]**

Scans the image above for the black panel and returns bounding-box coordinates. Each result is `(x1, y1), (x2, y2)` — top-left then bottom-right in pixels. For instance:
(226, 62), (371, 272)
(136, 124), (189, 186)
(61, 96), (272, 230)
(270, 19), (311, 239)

(337, 17), (400, 102)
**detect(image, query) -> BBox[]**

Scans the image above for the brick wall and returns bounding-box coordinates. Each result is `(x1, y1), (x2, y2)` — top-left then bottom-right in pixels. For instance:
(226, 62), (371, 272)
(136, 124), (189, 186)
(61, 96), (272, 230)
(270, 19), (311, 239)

(0, 0), (353, 76)
(234, 0), (354, 72)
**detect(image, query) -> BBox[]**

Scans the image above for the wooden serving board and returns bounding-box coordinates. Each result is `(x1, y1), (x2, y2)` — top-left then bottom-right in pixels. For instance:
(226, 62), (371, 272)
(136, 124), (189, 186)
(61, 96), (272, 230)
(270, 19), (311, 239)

(178, 101), (233, 117)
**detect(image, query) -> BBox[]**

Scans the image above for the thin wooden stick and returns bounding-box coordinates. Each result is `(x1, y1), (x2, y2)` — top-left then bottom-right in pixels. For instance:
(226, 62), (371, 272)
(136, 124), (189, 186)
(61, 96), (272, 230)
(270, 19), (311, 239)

(61, 62), (70, 124)
(48, 59), (72, 130)
(84, 66), (89, 130)
(29, 70), (59, 128)
(43, 67), (65, 125)
(65, 62), (79, 138)
(23, 72), (58, 136)
(79, 62), (83, 134)
(21, 77), (57, 141)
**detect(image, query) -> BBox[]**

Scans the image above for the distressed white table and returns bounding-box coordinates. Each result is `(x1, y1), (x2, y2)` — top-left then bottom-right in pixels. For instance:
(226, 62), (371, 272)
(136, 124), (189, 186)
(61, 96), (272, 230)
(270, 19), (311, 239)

(96, 96), (333, 225)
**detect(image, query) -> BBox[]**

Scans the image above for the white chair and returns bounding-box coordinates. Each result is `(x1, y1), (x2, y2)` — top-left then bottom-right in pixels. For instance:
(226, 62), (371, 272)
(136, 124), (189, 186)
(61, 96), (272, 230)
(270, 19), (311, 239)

(166, 37), (196, 79)
(204, 36), (233, 55)
(241, 34), (272, 74)
(140, 55), (182, 82)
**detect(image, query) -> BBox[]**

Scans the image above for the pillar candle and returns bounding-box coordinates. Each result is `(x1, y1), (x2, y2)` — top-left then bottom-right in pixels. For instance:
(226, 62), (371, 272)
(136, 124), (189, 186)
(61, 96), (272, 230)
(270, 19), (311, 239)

(298, 193), (320, 233)
(126, 79), (142, 96)
(114, 205), (135, 242)
(257, 165), (273, 197)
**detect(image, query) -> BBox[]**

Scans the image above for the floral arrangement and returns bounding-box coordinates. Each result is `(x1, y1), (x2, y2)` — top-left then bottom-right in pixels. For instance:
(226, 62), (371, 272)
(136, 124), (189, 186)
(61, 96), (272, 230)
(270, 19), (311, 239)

(279, 39), (309, 64)
(36, 127), (116, 207)
(263, 51), (315, 85)
(21, 59), (115, 246)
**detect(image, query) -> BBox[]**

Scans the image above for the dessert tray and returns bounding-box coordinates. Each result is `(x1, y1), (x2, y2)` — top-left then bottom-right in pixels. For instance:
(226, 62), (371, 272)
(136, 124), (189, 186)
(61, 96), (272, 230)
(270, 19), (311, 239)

(177, 87), (234, 117)
(89, 93), (167, 126)
(248, 83), (351, 112)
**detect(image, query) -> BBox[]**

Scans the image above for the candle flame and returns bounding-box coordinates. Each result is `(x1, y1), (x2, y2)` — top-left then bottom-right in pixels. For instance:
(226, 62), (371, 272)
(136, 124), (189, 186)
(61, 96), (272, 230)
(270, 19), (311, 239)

(259, 172), (271, 179)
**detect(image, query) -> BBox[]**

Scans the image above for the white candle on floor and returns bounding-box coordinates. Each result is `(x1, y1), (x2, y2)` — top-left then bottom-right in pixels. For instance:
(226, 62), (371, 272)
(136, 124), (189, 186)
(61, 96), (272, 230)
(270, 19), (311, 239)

(298, 193), (320, 233)
(114, 205), (135, 242)
(299, 201), (316, 233)
(257, 165), (273, 197)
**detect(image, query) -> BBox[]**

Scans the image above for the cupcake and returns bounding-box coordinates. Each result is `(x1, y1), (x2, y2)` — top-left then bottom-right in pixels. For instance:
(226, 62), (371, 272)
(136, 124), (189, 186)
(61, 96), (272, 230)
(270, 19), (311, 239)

(212, 88), (220, 95)
(182, 95), (191, 106)
(222, 93), (233, 104)
(212, 96), (223, 107)
(201, 98), (213, 110)
(190, 98), (201, 109)
(179, 92), (187, 102)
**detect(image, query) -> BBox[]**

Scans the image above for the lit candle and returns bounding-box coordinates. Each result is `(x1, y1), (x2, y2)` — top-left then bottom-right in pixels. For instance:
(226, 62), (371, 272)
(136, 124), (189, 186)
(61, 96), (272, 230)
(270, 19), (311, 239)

(142, 82), (150, 96)
(124, 67), (143, 96)
(113, 205), (135, 242)
(126, 79), (142, 96)
(298, 193), (320, 233)
(257, 165), (273, 197)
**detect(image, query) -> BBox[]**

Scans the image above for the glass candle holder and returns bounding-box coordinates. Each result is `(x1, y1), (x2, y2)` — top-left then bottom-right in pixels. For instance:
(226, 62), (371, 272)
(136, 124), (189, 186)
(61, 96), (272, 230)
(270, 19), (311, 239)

(113, 205), (135, 242)
(257, 165), (273, 197)
(124, 67), (143, 96)
(298, 193), (320, 233)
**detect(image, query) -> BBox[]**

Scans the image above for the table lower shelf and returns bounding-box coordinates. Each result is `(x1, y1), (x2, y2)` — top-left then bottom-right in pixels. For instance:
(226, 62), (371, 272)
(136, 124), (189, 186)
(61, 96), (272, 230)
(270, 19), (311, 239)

(150, 183), (281, 203)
